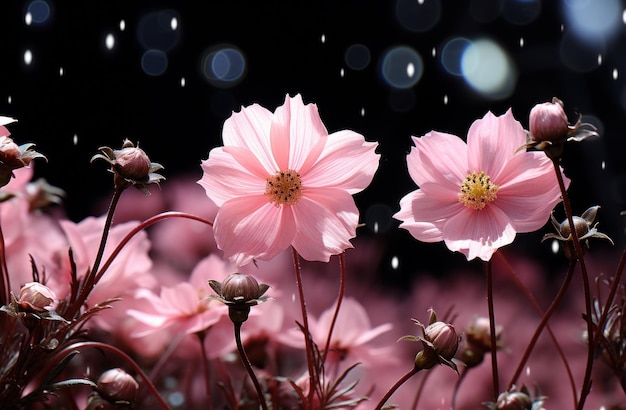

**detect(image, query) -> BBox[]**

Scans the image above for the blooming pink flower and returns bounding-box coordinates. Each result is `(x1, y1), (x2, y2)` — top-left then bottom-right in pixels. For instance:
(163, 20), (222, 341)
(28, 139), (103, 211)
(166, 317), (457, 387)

(198, 94), (379, 265)
(394, 109), (568, 261)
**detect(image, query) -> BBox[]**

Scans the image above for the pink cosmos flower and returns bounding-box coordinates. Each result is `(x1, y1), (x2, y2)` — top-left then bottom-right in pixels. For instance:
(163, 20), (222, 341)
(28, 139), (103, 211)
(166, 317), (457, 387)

(198, 94), (379, 265)
(394, 109), (568, 261)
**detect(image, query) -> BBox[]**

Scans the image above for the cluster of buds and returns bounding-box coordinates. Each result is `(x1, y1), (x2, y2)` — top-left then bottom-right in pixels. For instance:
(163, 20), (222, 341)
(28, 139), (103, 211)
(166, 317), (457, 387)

(399, 309), (460, 372)
(542, 205), (613, 260)
(0, 117), (46, 189)
(456, 316), (504, 368)
(86, 368), (139, 410)
(208, 273), (270, 324)
(91, 139), (164, 193)
(524, 97), (598, 159)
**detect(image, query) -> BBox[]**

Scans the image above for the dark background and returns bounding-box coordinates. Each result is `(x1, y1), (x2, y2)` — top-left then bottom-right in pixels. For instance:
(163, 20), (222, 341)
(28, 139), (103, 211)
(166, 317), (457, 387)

(1, 0), (625, 281)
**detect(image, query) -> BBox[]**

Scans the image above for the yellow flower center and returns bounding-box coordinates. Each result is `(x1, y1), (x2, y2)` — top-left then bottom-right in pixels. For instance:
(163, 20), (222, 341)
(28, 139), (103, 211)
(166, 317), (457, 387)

(265, 169), (303, 206)
(459, 171), (499, 210)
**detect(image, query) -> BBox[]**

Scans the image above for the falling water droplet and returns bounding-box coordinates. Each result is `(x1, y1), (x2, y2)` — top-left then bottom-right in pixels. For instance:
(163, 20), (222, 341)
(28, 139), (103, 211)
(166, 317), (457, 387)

(360, 107), (365, 117)
(407, 62), (415, 78)
(119, 19), (125, 31)
(59, 67), (64, 76)
(7, 96), (12, 104)
(105, 33), (115, 50)
(601, 160), (606, 170)
(551, 240), (559, 254)
(25, 12), (32, 25)
(171, 17), (178, 30)
(443, 94), (449, 105)
(321, 34), (326, 43)
(598, 54), (603, 65)
(373, 222), (379, 233)
(519, 37), (524, 47)
(391, 256), (399, 270)
(73, 134), (78, 145)
(340, 68), (344, 77)
(613, 68), (619, 80)
(180, 77), (186, 87)
(431, 47), (436, 57)
(24, 50), (33, 65)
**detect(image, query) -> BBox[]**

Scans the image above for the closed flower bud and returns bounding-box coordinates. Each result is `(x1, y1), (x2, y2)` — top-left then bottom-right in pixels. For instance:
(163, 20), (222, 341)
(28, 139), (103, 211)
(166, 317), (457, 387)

(17, 282), (56, 312)
(221, 273), (262, 303)
(424, 321), (459, 360)
(529, 98), (569, 142)
(113, 142), (151, 181)
(494, 391), (532, 409)
(96, 368), (139, 403)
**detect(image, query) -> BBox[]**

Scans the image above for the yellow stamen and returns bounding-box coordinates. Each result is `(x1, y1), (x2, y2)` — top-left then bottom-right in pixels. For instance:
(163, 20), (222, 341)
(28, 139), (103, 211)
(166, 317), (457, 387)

(459, 171), (498, 210)
(265, 169), (303, 206)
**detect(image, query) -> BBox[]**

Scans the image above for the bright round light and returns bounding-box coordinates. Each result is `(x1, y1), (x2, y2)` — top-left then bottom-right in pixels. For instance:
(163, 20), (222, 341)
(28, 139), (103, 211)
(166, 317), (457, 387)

(380, 46), (423, 89)
(440, 37), (471, 76)
(26, 0), (51, 25)
(562, 0), (621, 45)
(461, 38), (516, 99)
(201, 46), (247, 88)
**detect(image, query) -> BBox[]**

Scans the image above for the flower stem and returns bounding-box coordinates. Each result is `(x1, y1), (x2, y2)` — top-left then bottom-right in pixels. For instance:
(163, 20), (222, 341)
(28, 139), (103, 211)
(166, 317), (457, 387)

(321, 253), (346, 367)
(291, 247), (315, 409)
(198, 331), (213, 409)
(374, 366), (420, 410)
(234, 322), (269, 410)
(486, 259), (499, 401)
(0, 220), (10, 305)
(551, 159), (594, 410)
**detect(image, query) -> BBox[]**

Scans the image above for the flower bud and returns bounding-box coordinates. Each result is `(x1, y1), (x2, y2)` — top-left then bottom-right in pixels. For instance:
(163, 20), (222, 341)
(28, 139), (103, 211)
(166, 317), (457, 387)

(113, 141), (151, 181)
(424, 321), (459, 360)
(96, 368), (139, 403)
(221, 273), (262, 303)
(17, 282), (56, 312)
(529, 98), (569, 142)
(493, 391), (533, 410)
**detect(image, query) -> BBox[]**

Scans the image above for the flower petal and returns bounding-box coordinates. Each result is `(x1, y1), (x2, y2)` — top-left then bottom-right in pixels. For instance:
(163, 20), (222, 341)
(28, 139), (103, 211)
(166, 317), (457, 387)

(222, 103), (278, 172)
(394, 189), (464, 242)
(214, 196), (296, 265)
(467, 109), (526, 178)
(270, 94), (328, 171)
(442, 206), (516, 261)
(291, 188), (359, 261)
(199, 148), (266, 207)
(302, 130), (379, 193)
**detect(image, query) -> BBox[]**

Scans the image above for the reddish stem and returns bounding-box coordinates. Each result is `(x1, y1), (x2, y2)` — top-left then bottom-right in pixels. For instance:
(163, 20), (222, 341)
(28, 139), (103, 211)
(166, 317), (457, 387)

(374, 366), (420, 410)
(485, 259), (500, 401)
(321, 253), (346, 367)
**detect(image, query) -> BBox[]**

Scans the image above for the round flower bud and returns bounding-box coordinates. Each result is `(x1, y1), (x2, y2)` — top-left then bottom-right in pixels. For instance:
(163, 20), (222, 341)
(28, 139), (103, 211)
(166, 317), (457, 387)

(493, 390), (532, 410)
(221, 273), (262, 303)
(556, 215), (591, 241)
(96, 368), (139, 403)
(424, 321), (459, 360)
(17, 282), (56, 312)
(529, 99), (569, 142)
(113, 144), (151, 181)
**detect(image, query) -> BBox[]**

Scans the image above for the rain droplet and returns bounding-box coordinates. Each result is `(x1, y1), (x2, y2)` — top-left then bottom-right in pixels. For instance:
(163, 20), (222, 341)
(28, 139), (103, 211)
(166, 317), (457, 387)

(59, 67), (64, 76)
(119, 19), (125, 31)
(24, 50), (33, 65)
(443, 94), (448, 105)
(391, 256), (399, 270)
(360, 107), (365, 117)
(180, 77), (186, 87)
(25, 12), (32, 25)
(613, 68), (619, 80)
(340, 68), (344, 77)
(373, 222), (379, 233)
(601, 160), (606, 170)
(170, 17), (178, 30)
(551, 239), (559, 254)
(105, 33), (115, 50)
(7, 96), (12, 104)
(519, 37), (524, 47)
(73, 134), (78, 145)
(321, 34), (326, 43)
(431, 46), (436, 57)
(598, 54), (603, 65)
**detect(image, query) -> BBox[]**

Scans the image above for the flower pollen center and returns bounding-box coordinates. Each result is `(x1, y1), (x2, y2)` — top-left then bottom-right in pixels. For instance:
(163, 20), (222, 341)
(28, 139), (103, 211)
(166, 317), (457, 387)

(459, 171), (498, 210)
(265, 169), (303, 206)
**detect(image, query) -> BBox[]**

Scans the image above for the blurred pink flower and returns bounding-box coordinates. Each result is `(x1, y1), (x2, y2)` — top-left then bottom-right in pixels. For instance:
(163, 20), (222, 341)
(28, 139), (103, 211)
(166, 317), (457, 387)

(198, 94), (379, 265)
(394, 109), (568, 261)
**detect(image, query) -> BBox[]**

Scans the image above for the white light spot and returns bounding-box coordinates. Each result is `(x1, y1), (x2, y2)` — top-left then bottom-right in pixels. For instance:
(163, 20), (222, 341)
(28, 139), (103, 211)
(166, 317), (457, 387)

(461, 38), (516, 99)
(418, 0), (424, 4)
(561, 24), (565, 32)
(551, 239), (559, 254)
(519, 37), (524, 47)
(526, 366), (531, 377)
(373, 222), (379, 233)
(170, 17), (178, 30)
(73, 134), (78, 145)
(119, 19), (125, 31)
(340, 68), (345, 77)
(180, 77), (186, 87)
(24, 50), (33, 65)
(391, 256), (399, 270)
(598, 54), (603, 65)
(407, 62), (415, 77)
(613, 68), (619, 80)
(601, 160), (606, 170)
(25, 12), (32, 25)
(563, 0), (621, 45)
(59, 67), (64, 76)
(7, 96), (11, 104)
(623, 9), (626, 24)
(431, 47), (436, 57)
(360, 107), (365, 117)
(443, 94), (448, 105)
(321, 34), (326, 43)
(105, 33), (115, 50)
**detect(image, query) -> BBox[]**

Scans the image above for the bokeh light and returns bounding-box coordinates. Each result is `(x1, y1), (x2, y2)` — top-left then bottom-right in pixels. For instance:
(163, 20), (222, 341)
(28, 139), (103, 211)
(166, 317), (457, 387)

(502, 0), (541, 25)
(24, 49), (33, 66)
(137, 10), (181, 52)
(461, 38), (516, 99)
(345, 44), (371, 71)
(561, 0), (621, 45)
(25, 0), (51, 26)
(201, 45), (247, 88)
(141, 49), (168, 76)
(560, 30), (605, 72)
(105, 33), (115, 50)
(440, 37), (471, 76)
(380, 46), (424, 89)
(395, 0), (442, 32)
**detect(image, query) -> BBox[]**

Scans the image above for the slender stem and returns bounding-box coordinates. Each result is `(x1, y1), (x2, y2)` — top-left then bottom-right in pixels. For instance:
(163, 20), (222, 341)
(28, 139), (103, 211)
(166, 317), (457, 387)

(197, 332), (212, 409)
(486, 259), (499, 401)
(594, 246), (626, 347)
(450, 369), (469, 410)
(0, 219), (10, 305)
(56, 341), (169, 409)
(374, 366), (420, 410)
(497, 252), (578, 408)
(507, 258), (577, 398)
(551, 159), (594, 410)
(291, 247), (315, 409)
(321, 253), (346, 367)
(234, 322), (269, 410)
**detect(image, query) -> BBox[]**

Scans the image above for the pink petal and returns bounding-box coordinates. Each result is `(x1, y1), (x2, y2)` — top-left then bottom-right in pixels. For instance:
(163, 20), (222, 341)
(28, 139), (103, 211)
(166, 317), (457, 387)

(214, 196), (296, 266)
(199, 149), (266, 207)
(407, 131), (468, 190)
(394, 189), (464, 243)
(270, 94), (328, 171)
(467, 109), (526, 178)
(443, 206), (516, 261)
(222, 103), (278, 172)
(302, 130), (379, 194)
(291, 188), (359, 261)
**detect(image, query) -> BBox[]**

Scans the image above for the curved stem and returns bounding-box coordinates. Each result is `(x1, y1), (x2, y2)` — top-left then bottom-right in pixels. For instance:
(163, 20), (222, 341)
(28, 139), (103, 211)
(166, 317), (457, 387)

(197, 332), (212, 409)
(551, 159), (594, 410)
(321, 253), (346, 367)
(234, 322), (269, 410)
(486, 259), (499, 401)
(374, 366), (420, 410)
(291, 247), (315, 409)
(0, 220), (10, 305)
(497, 252), (577, 408)
(56, 341), (169, 409)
